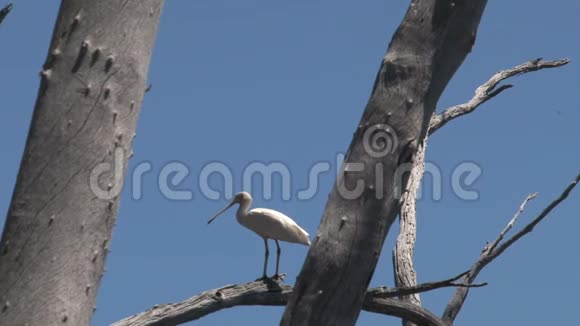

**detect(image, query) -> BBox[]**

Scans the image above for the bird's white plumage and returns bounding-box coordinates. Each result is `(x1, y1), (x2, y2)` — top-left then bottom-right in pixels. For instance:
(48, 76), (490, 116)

(239, 208), (311, 245)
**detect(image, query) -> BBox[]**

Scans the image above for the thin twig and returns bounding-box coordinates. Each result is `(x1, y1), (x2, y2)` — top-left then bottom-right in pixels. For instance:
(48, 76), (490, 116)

(487, 192), (537, 253)
(429, 58), (570, 134)
(371, 270), (486, 299)
(492, 174), (579, 258)
(442, 173), (580, 323)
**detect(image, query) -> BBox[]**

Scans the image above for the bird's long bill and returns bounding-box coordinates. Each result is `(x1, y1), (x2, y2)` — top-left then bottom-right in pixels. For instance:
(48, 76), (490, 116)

(207, 201), (236, 224)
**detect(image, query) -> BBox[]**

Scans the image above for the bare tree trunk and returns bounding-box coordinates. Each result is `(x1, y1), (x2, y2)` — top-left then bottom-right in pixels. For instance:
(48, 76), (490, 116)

(281, 1), (487, 325)
(0, 1), (163, 325)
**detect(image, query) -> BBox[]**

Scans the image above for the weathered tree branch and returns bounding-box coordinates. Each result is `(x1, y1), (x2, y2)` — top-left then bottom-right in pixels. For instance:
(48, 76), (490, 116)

(370, 270), (486, 299)
(393, 134), (428, 326)
(442, 173), (580, 323)
(0, 3), (12, 25)
(113, 272), (482, 326)
(429, 58), (570, 134)
(486, 193), (538, 253)
(112, 281), (292, 326)
(362, 298), (446, 326)
(393, 57), (570, 326)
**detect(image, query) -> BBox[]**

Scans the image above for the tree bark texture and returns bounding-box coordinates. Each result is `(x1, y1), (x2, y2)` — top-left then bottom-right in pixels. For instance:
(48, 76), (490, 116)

(0, 1), (163, 325)
(282, 1), (487, 325)
(393, 135), (428, 326)
(112, 280), (449, 326)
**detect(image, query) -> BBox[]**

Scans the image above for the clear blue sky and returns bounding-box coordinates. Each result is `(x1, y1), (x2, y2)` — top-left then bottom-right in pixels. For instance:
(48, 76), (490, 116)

(1, 1), (579, 325)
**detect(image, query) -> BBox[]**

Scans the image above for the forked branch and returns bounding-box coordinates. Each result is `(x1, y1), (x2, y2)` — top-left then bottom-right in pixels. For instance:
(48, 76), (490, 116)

(429, 58), (570, 134)
(442, 173), (580, 323)
(393, 57), (570, 326)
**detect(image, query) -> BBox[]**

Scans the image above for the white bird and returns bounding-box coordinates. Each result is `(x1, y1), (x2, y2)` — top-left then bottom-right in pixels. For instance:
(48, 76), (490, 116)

(208, 191), (311, 279)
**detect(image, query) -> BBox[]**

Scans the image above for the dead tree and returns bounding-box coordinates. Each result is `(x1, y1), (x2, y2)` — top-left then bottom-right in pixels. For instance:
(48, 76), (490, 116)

(282, 1), (488, 325)
(111, 56), (575, 326)
(110, 1), (576, 324)
(0, 1), (163, 325)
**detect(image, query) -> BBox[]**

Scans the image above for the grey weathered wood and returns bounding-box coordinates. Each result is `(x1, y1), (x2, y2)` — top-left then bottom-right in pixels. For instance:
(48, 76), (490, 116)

(390, 57), (570, 326)
(0, 1), (163, 325)
(391, 57), (571, 325)
(393, 134), (428, 326)
(392, 58), (570, 326)
(281, 1), (488, 325)
(112, 280), (455, 326)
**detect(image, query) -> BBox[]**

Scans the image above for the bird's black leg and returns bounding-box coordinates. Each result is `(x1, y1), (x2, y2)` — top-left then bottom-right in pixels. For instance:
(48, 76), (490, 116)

(273, 240), (283, 280)
(261, 238), (269, 279)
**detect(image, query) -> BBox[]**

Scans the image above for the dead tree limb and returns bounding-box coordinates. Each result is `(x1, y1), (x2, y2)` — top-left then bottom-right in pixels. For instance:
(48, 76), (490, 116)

(281, 2), (488, 324)
(113, 273), (481, 326)
(392, 57), (569, 326)
(362, 298), (446, 326)
(486, 193), (538, 253)
(429, 58), (570, 134)
(370, 270), (486, 300)
(393, 133), (428, 326)
(442, 173), (580, 323)
(112, 282), (292, 326)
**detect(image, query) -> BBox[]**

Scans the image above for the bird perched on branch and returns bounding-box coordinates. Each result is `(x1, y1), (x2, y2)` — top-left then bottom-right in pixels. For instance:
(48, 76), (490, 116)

(208, 191), (310, 280)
